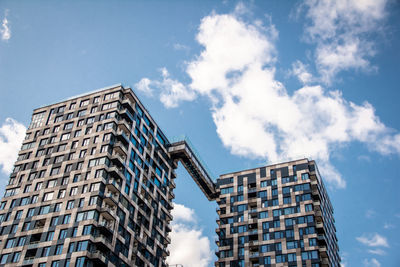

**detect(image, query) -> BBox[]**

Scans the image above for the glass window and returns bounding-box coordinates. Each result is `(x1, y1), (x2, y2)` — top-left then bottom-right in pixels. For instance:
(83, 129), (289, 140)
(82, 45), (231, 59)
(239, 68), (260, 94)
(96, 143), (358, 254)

(46, 231), (54, 241)
(55, 244), (63, 255)
(42, 246), (51, 257)
(59, 229), (68, 239)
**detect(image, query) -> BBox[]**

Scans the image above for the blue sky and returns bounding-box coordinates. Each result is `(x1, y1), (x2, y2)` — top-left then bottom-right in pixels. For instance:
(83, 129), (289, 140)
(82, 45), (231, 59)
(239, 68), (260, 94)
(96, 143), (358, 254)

(0, 1), (399, 266)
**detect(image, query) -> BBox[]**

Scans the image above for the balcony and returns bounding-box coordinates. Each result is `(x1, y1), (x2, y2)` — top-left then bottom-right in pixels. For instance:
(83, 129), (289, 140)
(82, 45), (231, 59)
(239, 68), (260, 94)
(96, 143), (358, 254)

(105, 176), (122, 193)
(248, 187), (257, 193)
(249, 252), (260, 258)
(88, 250), (108, 266)
(249, 229), (258, 235)
(113, 141), (128, 157)
(98, 220), (114, 233)
(108, 165), (124, 180)
(111, 152), (127, 168)
(118, 119), (132, 133)
(104, 192), (119, 206)
(116, 129), (130, 146)
(100, 205), (117, 221)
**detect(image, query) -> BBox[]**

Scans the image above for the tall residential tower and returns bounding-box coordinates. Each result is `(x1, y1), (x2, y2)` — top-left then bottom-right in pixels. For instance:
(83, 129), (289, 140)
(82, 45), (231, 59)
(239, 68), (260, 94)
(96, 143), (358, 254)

(215, 159), (340, 267)
(0, 85), (183, 267)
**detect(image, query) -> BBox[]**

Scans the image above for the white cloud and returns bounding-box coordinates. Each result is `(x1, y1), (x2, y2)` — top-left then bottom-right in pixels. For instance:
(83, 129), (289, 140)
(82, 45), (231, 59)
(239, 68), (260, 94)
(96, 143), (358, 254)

(0, 10), (11, 41)
(135, 78), (153, 96)
(300, 0), (388, 83)
(138, 5), (400, 188)
(356, 233), (389, 247)
(0, 118), (26, 174)
(168, 203), (212, 267)
(363, 258), (381, 267)
(291, 60), (313, 84)
(135, 68), (196, 108)
(171, 203), (196, 223)
(367, 249), (386, 256)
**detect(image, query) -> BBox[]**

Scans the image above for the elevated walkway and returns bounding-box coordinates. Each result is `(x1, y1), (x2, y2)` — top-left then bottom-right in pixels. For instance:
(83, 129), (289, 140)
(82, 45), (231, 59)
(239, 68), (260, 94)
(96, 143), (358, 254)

(167, 136), (217, 201)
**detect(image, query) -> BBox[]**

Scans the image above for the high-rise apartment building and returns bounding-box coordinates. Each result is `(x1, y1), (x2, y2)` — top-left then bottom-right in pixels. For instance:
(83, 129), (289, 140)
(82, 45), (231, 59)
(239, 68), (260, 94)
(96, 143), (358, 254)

(215, 159), (340, 267)
(0, 84), (340, 267)
(0, 84), (192, 267)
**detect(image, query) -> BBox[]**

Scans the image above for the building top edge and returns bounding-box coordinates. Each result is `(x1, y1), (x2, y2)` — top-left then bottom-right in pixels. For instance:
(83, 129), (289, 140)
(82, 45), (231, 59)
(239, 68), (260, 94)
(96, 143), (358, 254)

(33, 83), (124, 111)
(218, 157), (311, 179)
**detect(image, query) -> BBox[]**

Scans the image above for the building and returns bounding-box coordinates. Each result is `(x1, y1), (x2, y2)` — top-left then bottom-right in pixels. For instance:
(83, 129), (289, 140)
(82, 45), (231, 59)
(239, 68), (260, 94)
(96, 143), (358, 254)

(0, 84), (339, 267)
(0, 84), (216, 267)
(215, 159), (340, 267)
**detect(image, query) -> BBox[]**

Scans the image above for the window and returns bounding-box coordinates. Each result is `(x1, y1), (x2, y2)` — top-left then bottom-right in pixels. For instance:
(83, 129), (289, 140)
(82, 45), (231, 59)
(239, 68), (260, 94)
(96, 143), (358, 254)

(48, 179), (57, 188)
(31, 195), (38, 203)
(302, 173), (309, 180)
(50, 167), (60, 176)
(55, 244), (63, 255)
(64, 122), (73, 130)
(76, 257), (86, 267)
(76, 241), (89, 251)
(77, 110), (87, 117)
(302, 250), (319, 260)
(59, 229), (68, 239)
(46, 231), (54, 241)
(27, 208), (35, 217)
(11, 224), (18, 233)
(90, 183), (100, 192)
(287, 253), (296, 262)
(63, 214), (71, 224)
(264, 256), (271, 265)
(309, 238), (317, 246)
(51, 260), (60, 267)
(55, 155), (64, 163)
(74, 130), (82, 137)
(43, 192), (54, 201)
(66, 200), (74, 210)
(39, 205), (50, 215)
(51, 217), (59, 226)
(78, 198), (84, 208)
(17, 236), (26, 247)
(54, 203), (62, 212)
(0, 254), (9, 264)
(283, 196), (292, 204)
(42, 246), (51, 257)
(80, 99), (89, 107)
(72, 227), (78, 237)
(15, 210), (22, 220)
(5, 238), (16, 248)
(70, 187), (78, 196)
(220, 187), (234, 194)
(83, 225), (92, 235)
(82, 138), (89, 146)
(58, 189), (66, 199)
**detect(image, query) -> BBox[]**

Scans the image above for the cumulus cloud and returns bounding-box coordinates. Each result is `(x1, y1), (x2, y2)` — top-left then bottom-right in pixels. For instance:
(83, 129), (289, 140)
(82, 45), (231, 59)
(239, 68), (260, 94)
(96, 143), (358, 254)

(0, 10), (11, 41)
(356, 233), (389, 247)
(135, 78), (153, 96)
(0, 118), (26, 175)
(300, 0), (388, 83)
(137, 5), (400, 188)
(135, 68), (196, 108)
(363, 258), (381, 267)
(168, 203), (212, 267)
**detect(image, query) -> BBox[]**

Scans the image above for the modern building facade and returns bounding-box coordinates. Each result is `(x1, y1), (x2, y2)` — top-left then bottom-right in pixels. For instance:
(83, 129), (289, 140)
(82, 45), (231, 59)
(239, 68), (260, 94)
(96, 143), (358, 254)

(215, 159), (340, 267)
(0, 84), (339, 267)
(0, 84), (180, 267)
